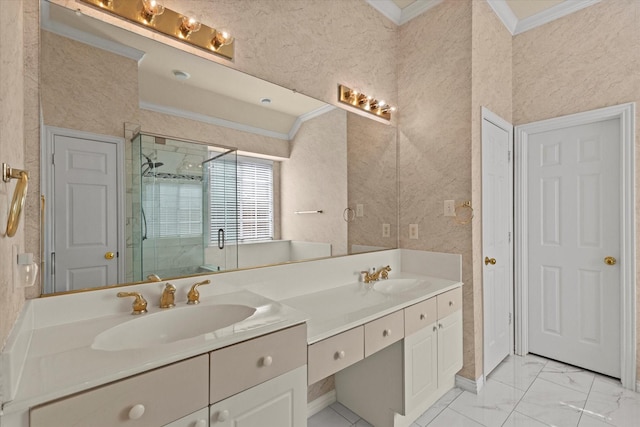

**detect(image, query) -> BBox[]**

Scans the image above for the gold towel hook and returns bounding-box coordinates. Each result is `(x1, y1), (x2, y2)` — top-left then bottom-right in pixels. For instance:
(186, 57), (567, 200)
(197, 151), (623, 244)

(2, 163), (29, 237)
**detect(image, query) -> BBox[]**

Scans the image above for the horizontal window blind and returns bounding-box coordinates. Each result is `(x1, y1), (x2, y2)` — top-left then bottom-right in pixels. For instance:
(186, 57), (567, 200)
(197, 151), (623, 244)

(208, 156), (273, 245)
(143, 181), (202, 238)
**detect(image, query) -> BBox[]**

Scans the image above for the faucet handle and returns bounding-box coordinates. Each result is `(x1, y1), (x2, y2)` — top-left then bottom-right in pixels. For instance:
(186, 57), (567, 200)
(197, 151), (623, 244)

(187, 280), (211, 305)
(117, 292), (148, 315)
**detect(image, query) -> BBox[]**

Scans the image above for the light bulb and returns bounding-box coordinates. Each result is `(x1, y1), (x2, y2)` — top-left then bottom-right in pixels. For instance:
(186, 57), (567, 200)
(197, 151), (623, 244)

(141, 0), (165, 24)
(211, 30), (234, 51)
(179, 16), (201, 38)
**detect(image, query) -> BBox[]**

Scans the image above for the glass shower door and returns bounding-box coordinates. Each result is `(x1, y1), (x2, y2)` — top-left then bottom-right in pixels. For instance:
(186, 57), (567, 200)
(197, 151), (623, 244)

(203, 150), (238, 271)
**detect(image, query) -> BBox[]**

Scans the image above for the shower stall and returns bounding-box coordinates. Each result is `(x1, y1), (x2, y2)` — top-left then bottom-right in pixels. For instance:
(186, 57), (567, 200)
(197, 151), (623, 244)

(129, 133), (238, 282)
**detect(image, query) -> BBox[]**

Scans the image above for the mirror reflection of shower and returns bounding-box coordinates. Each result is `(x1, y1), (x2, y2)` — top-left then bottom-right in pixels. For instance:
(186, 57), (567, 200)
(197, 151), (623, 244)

(141, 153), (163, 240)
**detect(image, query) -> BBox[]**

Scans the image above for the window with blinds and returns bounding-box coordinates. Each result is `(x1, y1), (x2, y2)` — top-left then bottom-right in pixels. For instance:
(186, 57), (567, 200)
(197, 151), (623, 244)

(143, 181), (203, 238)
(208, 156), (273, 245)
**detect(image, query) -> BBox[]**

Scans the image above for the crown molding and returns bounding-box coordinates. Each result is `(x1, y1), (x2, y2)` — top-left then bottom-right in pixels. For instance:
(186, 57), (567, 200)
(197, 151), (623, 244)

(487, 0), (602, 36)
(41, 1), (145, 62)
(485, 0), (518, 34)
(513, 0), (601, 35)
(366, 0), (442, 26)
(288, 104), (336, 140)
(140, 101), (291, 141)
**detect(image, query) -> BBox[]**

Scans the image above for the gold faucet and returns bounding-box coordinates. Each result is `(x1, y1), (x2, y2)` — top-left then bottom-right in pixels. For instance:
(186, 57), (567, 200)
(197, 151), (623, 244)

(117, 292), (148, 315)
(361, 265), (392, 283)
(159, 283), (176, 308)
(147, 274), (162, 282)
(187, 280), (211, 305)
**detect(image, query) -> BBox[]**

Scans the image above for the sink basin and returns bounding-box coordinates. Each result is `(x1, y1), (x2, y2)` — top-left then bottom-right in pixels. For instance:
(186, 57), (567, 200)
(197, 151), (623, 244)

(92, 304), (256, 351)
(373, 279), (421, 294)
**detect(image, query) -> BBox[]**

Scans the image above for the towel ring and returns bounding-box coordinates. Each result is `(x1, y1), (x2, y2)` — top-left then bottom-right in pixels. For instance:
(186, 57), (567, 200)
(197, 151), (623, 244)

(343, 207), (355, 223)
(3, 163), (29, 237)
(454, 201), (473, 225)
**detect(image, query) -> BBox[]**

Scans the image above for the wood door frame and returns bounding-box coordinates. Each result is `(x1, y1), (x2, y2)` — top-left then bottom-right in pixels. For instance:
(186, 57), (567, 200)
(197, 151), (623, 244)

(42, 126), (126, 294)
(514, 103), (636, 390)
(481, 107), (515, 379)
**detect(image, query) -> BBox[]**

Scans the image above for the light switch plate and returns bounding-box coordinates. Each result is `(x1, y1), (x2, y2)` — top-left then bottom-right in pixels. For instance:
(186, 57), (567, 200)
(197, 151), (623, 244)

(409, 224), (418, 240)
(382, 223), (390, 238)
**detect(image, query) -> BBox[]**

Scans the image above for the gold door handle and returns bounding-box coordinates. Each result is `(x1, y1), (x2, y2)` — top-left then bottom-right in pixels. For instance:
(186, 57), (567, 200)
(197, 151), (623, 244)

(484, 257), (497, 266)
(105, 252), (115, 260)
(604, 256), (617, 266)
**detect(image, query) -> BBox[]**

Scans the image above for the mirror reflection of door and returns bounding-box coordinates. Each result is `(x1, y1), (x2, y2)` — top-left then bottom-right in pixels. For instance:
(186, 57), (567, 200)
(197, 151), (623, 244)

(203, 150), (239, 272)
(45, 128), (123, 293)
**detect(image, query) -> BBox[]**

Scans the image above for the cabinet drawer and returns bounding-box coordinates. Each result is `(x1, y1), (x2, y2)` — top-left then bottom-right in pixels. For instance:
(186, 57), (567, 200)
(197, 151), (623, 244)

(437, 287), (462, 319)
(308, 326), (363, 385)
(210, 324), (306, 404)
(404, 297), (437, 336)
(364, 310), (404, 357)
(30, 355), (209, 427)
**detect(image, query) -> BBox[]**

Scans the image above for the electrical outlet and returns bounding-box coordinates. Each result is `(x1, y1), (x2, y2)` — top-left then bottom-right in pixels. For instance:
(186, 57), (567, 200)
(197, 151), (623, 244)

(444, 200), (456, 217)
(409, 224), (419, 240)
(382, 223), (390, 238)
(356, 204), (364, 217)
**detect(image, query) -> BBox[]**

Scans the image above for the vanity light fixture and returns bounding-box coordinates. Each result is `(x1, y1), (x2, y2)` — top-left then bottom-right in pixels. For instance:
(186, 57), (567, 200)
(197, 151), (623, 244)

(78, 0), (235, 60)
(338, 84), (396, 120)
(211, 30), (234, 51)
(140, 0), (164, 24)
(179, 16), (201, 39)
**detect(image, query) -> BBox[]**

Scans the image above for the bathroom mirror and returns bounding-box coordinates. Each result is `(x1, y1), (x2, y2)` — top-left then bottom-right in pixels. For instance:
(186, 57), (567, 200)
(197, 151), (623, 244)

(37, 0), (397, 295)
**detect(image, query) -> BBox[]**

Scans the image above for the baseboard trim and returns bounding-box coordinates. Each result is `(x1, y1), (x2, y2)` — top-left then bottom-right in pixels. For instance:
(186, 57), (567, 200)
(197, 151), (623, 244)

(307, 389), (337, 417)
(455, 374), (484, 394)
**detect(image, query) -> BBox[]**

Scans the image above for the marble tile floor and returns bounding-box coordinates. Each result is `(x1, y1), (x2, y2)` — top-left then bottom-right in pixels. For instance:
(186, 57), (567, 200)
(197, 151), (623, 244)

(307, 354), (640, 427)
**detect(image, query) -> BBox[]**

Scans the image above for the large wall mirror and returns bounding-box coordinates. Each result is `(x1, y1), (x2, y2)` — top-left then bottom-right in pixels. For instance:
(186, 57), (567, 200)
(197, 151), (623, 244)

(39, 0), (398, 295)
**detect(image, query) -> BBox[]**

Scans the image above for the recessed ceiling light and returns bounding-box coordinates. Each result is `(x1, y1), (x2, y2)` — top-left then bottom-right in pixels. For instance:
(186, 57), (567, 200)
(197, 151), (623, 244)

(260, 98), (272, 105)
(172, 70), (191, 80)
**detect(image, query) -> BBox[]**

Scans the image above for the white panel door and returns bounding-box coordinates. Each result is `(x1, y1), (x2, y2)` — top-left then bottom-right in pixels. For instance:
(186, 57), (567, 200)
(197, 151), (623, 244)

(482, 115), (513, 376)
(527, 118), (620, 377)
(53, 134), (119, 292)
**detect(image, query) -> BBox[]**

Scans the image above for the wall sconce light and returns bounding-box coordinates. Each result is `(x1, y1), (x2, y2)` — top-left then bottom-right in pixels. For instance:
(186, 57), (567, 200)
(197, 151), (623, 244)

(78, 0), (235, 61)
(179, 16), (201, 39)
(338, 84), (396, 120)
(141, 0), (164, 24)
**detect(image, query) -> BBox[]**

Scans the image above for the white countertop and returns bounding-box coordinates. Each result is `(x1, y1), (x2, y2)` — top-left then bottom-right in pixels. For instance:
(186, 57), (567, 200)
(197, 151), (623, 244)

(2, 290), (308, 414)
(282, 273), (462, 344)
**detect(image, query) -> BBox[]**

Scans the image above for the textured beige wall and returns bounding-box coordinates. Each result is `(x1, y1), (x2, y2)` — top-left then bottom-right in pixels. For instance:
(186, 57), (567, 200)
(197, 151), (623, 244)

(281, 109), (348, 255)
(347, 112), (398, 251)
(0, 0), (26, 347)
(512, 0), (640, 379)
(398, 0), (475, 379)
(470, 0), (513, 379)
(40, 31), (140, 137)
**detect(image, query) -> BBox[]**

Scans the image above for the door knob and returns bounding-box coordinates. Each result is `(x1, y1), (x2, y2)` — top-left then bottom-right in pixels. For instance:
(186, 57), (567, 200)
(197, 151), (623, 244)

(604, 256), (617, 266)
(105, 251), (115, 260)
(484, 257), (496, 266)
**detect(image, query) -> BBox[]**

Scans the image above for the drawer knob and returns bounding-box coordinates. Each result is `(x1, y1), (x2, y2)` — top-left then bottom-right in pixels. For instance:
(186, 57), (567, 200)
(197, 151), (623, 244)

(262, 355), (273, 367)
(439, 323), (443, 329)
(383, 329), (391, 337)
(449, 301), (454, 306)
(433, 326), (437, 332)
(195, 420), (207, 427)
(218, 410), (230, 422)
(128, 404), (145, 420)
(420, 314), (426, 320)
(336, 350), (346, 360)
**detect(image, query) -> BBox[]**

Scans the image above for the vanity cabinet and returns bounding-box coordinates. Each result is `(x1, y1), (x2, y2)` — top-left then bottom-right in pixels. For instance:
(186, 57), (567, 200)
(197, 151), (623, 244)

(209, 366), (306, 426)
(28, 324), (308, 427)
(308, 326), (364, 385)
(335, 287), (463, 427)
(30, 355), (209, 427)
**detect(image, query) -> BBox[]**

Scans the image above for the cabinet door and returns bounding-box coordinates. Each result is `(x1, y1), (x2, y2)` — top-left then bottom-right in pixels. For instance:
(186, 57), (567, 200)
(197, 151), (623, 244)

(437, 310), (463, 380)
(209, 366), (306, 427)
(404, 322), (438, 414)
